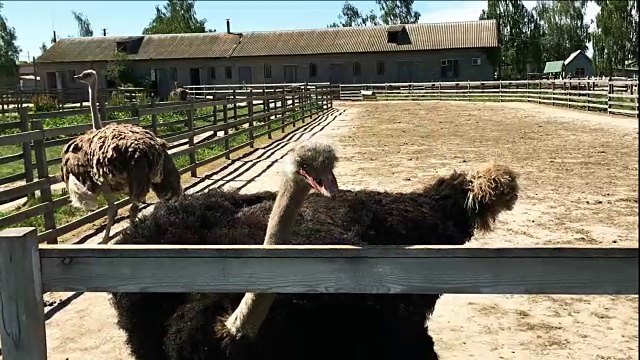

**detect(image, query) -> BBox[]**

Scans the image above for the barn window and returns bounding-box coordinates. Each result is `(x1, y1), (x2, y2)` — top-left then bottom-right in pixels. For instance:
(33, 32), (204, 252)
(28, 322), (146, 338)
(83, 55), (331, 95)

(264, 64), (272, 78)
(574, 67), (586, 78)
(209, 67), (216, 80)
(376, 61), (385, 75)
(225, 66), (233, 79)
(386, 25), (410, 45)
(309, 63), (318, 78)
(440, 59), (459, 78)
(68, 70), (76, 83)
(471, 58), (481, 66)
(116, 41), (127, 53)
(169, 67), (178, 81)
(353, 61), (361, 76)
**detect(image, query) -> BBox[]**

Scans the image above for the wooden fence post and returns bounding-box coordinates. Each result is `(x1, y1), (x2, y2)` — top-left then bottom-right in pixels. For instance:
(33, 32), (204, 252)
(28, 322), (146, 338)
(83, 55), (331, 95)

(212, 98), (218, 127)
(232, 89), (238, 124)
(281, 87), (287, 133)
(607, 82), (613, 115)
(0, 227), (47, 360)
(538, 81), (542, 104)
(31, 119), (57, 244)
(586, 81), (591, 112)
(130, 102), (140, 125)
(98, 98), (108, 123)
(248, 89), (255, 148)
(18, 108), (35, 201)
(301, 83), (307, 123)
(551, 82), (555, 106)
(291, 87), (297, 128)
(223, 101), (230, 160)
(150, 99), (158, 134)
(265, 87), (272, 140)
(187, 97), (197, 177)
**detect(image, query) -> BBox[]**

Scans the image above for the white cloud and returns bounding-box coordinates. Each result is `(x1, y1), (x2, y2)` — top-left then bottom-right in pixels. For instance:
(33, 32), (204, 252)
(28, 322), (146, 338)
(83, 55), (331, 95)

(419, 1), (600, 57)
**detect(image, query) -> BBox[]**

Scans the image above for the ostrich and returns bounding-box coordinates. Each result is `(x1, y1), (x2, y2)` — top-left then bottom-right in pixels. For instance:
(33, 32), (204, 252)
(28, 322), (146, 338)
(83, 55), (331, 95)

(60, 69), (183, 243)
(111, 161), (519, 360)
(111, 141), (340, 360)
(169, 82), (189, 101)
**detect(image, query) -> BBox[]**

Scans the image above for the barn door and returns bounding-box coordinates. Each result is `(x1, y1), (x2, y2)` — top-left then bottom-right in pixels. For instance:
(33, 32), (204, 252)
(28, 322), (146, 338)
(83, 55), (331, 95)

(330, 63), (344, 84)
(238, 66), (252, 84)
(397, 61), (412, 82)
(284, 65), (298, 83)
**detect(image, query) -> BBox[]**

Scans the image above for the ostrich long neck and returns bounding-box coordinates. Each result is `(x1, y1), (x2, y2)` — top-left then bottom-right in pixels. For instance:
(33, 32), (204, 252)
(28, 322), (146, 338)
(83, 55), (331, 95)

(224, 174), (309, 338)
(88, 81), (102, 130)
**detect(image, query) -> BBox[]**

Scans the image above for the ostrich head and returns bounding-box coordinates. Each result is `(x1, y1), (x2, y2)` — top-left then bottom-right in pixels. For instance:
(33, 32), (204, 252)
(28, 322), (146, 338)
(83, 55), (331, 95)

(464, 162), (519, 232)
(74, 69), (98, 87)
(284, 141), (339, 197)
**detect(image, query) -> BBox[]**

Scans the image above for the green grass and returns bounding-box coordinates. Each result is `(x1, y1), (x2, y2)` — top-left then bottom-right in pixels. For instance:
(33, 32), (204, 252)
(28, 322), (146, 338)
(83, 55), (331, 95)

(0, 98), (324, 235)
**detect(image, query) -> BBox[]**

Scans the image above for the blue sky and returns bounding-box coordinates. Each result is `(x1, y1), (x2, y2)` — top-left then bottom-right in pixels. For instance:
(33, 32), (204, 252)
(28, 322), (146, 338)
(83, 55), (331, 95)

(3, 1), (600, 63)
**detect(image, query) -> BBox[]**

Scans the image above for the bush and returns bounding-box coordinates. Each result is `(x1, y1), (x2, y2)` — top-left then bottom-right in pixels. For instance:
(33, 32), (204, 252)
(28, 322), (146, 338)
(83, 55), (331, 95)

(30, 94), (58, 113)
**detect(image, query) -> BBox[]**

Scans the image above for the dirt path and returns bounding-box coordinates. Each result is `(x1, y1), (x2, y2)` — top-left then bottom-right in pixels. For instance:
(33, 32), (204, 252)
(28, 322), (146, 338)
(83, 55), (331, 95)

(3, 101), (637, 359)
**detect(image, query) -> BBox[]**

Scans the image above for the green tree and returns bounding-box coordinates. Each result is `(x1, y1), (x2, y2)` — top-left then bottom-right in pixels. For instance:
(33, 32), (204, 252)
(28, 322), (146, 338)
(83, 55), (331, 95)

(0, 2), (20, 78)
(534, 0), (591, 63)
(328, 2), (379, 27)
(327, 0), (420, 27)
(591, 0), (637, 75)
(142, 0), (212, 34)
(480, 0), (540, 79)
(72, 11), (93, 37)
(376, 0), (420, 25)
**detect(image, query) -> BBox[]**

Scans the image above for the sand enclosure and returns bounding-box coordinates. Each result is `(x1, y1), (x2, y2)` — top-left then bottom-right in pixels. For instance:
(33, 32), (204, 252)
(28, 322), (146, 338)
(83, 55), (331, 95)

(9, 101), (637, 359)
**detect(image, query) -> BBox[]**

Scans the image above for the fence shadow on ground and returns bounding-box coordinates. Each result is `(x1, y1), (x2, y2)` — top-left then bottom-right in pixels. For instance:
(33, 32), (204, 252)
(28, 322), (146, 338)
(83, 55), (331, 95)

(186, 107), (344, 193)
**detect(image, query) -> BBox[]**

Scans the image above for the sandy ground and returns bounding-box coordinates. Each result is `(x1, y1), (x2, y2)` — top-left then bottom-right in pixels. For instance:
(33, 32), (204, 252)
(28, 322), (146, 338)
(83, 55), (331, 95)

(2, 101), (637, 359)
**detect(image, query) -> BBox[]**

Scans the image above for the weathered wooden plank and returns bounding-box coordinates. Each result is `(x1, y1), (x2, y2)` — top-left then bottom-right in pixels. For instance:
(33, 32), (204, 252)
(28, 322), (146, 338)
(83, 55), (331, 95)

(0, 130), (42, 146)
(0, 177), (56, 202)
(38, 245), (638, 295)
(0, 152), (23, 165)
(0, 171), (26, 185)
(0, 120), (21, 132)
(0, 197), (67, 229)
(0, 228), (47, 360)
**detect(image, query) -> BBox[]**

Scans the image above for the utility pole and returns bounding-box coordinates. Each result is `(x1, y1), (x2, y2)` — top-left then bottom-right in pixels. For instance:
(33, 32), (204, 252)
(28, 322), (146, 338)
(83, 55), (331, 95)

(102, 28), (107, 36)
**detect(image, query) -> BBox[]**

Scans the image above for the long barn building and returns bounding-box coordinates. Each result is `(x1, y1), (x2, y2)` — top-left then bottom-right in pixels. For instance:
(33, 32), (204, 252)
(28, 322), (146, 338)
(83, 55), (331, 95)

(36, 19), (498, 98)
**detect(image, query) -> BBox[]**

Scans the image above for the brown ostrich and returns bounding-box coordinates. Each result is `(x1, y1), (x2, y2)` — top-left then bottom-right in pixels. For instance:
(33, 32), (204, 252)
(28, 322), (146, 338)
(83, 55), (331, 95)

(111, 161), (519, 360)
(60, 69), (183, 243)
(169, 82), (189, 101)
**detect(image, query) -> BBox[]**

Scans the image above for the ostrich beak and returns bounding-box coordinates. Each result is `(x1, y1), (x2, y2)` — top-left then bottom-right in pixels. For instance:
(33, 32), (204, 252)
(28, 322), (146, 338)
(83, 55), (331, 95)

(299, 170), (339, 198)
(74, 74), (81, 80)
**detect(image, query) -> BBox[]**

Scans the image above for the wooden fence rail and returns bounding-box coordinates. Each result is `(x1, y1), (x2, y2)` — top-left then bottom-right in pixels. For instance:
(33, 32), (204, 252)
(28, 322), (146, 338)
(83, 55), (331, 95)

(333, 80), (639, 117)
(0, 87), (155, 114)
(0, 227), (637, 359)
(0, 85), (332, 244)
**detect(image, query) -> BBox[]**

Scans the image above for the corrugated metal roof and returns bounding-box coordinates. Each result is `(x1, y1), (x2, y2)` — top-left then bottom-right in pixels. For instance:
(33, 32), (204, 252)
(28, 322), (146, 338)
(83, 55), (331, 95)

(543, 61), (564, 73)
(37, 20), (498, 63)
(232, 20), (498, 57)
(38, 33), (241, 63)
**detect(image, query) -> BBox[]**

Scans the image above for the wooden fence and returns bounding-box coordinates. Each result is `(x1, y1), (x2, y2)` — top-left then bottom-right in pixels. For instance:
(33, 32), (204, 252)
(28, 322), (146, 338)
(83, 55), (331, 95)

(0, 85), (332, 244)
(334, 80), (640, 117)
(0, 87), (154, 114)
(0, 227), (637, 359)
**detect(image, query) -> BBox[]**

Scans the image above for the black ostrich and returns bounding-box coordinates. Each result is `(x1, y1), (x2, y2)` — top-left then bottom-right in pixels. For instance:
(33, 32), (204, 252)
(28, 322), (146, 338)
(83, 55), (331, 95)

(112, 162), (519, 360)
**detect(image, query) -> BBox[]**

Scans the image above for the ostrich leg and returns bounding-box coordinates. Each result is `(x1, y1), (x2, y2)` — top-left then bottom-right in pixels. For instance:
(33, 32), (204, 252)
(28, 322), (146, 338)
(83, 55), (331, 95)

(101, 189), (117, 244)
(129, 202), (140, 223)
